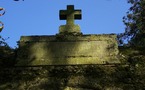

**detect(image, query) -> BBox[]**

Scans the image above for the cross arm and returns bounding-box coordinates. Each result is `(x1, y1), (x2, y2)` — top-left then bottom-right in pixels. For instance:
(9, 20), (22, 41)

(59, 10), (67, 20)
(59, 10), (82, 20)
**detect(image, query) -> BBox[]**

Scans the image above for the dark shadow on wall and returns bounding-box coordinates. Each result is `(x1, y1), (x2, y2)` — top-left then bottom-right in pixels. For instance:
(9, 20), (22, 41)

(16, 33), (82, 66)
(14, 33), (81, 89)
(0, 65), (124, 90)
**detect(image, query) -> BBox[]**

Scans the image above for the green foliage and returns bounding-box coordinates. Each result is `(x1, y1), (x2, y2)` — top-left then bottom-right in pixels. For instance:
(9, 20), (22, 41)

(1, 59), (145, 89)
(119, 0), (145, 47)
(0, 36), (8, 47)
(0, 36), (15, 67)
(0, 46), (15, 67)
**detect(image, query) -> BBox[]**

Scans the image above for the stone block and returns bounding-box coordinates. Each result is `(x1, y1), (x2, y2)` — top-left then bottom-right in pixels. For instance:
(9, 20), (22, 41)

(16, 34), (120, 66)
(59, 25), (81, 33)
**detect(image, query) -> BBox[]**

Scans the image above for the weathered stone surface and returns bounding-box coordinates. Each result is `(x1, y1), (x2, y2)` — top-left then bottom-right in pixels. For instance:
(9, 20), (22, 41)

(59, 25), (81, 33)
(16, 34), (119, 66)
(16, 5), (120, 66)
(0, 65), (133, 90)
(59, 5), (82, 33)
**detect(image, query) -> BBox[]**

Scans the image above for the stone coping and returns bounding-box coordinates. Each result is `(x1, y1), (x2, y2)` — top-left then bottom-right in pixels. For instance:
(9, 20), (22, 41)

(19, 34), (117, 42)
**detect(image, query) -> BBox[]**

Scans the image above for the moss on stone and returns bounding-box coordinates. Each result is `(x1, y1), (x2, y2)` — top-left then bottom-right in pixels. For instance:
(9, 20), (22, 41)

(16, 34), (119, 66)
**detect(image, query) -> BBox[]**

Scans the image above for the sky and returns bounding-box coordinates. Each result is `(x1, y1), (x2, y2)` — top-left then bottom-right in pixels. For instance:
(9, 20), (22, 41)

(0, 0), (130, 48)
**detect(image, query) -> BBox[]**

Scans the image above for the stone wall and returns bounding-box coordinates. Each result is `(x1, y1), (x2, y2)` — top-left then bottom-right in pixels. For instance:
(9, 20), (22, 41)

(0, 65), (125, 90)
(16, 34), (119, 66)
(1, 47), (145, 90)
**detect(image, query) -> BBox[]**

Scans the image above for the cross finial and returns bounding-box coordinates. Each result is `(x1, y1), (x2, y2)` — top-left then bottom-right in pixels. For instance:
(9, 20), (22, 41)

(59, 5), (82, 25)
(59, 5), (82, 34)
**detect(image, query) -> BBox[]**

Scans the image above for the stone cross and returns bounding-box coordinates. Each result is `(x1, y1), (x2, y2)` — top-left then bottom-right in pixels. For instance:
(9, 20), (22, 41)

(59, 5), (82, 25)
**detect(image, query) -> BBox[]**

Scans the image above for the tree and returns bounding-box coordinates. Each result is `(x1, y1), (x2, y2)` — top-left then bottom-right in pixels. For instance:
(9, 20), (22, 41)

(0, 36), (9, 47)
(119, 0), (145, 47)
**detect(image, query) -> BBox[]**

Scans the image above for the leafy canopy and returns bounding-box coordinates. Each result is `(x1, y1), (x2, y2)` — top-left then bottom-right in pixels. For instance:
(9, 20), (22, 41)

(119, 0), (145, 47)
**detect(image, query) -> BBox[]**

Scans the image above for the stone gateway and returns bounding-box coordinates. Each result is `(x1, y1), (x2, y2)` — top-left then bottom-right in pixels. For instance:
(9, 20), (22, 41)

(16, 5), (120, 66)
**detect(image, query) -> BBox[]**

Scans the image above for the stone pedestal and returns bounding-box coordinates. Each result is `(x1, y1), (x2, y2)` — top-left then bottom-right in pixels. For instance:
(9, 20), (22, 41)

(59, 24), (81, 33)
